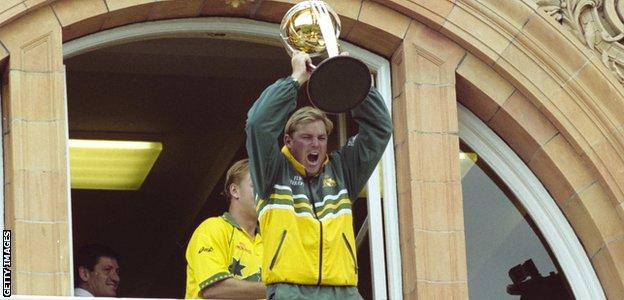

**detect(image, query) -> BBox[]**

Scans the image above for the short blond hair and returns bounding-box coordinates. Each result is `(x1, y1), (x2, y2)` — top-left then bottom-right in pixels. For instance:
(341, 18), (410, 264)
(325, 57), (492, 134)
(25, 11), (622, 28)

(284, 106), (333, 136)
(223, 159), (249, 200)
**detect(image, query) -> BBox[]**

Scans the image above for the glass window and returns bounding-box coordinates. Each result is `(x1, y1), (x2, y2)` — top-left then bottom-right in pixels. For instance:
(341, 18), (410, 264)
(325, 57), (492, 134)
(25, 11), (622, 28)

(461, 143), (574, 299)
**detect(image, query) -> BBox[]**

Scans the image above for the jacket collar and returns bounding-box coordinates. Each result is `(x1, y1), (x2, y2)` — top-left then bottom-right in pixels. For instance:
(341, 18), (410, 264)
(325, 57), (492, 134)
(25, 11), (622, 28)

(281, 146), (329, 177)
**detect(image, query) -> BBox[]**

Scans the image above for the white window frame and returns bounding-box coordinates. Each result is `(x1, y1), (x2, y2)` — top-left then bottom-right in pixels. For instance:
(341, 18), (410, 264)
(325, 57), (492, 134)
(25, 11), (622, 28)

(458, 104), (605, 300)
(63, 18), (402, 299)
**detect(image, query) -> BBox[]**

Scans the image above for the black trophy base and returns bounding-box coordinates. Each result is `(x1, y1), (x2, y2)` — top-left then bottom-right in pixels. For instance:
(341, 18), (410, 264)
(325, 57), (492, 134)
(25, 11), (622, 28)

(307, 55), (371, 114)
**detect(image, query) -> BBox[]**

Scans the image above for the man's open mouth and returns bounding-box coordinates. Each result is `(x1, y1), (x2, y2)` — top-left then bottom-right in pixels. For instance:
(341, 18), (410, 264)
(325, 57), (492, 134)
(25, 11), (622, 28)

(307, 152), (319, 164)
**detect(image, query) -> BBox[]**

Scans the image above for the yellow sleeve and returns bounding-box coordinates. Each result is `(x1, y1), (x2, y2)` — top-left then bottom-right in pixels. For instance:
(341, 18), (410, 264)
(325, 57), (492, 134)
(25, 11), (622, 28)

(186, 218), (234, 291)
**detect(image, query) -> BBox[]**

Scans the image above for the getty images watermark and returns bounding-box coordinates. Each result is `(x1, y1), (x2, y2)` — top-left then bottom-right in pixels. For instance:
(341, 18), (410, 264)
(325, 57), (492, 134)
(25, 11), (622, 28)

(2, 230), (10, 297)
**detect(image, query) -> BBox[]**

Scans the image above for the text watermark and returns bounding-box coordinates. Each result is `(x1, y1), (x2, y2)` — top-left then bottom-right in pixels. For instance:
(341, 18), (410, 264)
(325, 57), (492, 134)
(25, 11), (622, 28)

(3, 230), (10, 297)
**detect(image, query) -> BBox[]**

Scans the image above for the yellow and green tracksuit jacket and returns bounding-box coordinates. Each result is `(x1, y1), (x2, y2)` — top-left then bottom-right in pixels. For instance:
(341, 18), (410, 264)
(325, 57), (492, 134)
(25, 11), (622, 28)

(245, 76), (392, 286)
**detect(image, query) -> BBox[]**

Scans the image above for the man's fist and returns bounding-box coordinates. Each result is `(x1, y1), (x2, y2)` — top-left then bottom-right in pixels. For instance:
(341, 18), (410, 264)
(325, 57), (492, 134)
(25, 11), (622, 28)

(291, 51), (312, 86)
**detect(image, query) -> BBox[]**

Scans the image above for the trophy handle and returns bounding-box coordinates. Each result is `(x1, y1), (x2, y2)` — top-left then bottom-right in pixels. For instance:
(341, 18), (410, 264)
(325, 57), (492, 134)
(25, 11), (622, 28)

(280, 35), (297, 57)
(309, 0), (340, 57)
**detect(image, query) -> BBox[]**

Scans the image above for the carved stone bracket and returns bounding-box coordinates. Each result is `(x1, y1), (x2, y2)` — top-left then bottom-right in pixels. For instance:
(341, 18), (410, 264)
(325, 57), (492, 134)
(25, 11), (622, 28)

(537, 0), (624, 83)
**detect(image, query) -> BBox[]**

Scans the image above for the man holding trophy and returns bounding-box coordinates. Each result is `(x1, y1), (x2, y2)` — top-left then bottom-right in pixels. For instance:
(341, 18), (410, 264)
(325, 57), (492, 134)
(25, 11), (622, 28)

(245, 2), (392, 299)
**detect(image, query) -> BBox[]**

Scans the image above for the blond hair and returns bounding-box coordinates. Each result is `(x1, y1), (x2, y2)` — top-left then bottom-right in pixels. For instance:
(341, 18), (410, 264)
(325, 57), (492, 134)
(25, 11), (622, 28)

(284, 106), (333, 136)
(223, 159), (249, 200)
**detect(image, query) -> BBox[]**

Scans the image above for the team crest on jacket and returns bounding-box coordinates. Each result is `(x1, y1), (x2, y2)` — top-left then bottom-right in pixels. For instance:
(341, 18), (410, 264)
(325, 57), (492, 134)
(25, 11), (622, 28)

(322, 176), (337, 188)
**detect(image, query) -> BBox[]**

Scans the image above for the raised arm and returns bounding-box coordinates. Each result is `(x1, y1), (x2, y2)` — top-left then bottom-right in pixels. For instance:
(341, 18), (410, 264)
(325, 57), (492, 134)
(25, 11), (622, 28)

(338, 86), (393, 199)
(245, 52), (311, 198)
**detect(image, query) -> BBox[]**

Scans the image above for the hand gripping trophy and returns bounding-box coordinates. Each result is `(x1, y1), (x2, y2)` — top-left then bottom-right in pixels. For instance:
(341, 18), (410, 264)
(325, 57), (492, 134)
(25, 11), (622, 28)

(280, 0), (372, 114)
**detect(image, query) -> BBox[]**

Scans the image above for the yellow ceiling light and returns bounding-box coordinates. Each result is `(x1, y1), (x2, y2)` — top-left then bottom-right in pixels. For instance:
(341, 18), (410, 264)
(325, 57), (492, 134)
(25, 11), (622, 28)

(69, 139), (163, 190)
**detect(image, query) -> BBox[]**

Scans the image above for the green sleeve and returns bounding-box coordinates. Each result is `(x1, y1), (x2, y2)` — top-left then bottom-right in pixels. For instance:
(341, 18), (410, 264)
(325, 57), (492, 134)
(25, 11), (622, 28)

(245, 77), (299, 198)
(337, 86), (393, 200)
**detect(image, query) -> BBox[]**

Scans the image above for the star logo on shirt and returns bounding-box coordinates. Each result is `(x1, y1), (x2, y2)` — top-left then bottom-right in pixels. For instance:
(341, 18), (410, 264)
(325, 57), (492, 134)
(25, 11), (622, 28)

(228, 258), (246, 276)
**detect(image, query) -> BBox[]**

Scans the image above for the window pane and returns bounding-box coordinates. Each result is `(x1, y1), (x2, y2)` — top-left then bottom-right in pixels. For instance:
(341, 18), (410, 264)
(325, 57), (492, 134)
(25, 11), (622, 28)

(461, 143), (574, 299)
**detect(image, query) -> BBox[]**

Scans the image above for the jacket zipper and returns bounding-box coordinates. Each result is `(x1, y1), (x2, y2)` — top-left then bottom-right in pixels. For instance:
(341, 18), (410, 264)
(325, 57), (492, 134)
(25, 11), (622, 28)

(342, 233), (358, 274)
(269, 230), (287, 270)
(307, 178), (323, 285)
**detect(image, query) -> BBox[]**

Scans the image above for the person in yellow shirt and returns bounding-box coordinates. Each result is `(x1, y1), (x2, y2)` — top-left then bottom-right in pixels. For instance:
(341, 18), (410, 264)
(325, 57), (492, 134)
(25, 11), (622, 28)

(185, 159), (265, 299)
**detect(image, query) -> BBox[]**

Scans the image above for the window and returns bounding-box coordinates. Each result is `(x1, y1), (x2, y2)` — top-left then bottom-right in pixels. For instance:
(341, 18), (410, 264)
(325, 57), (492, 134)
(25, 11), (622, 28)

(64, 18), (401, 299)
(458, 104), (604, 299)
(461, 142), (573, 299)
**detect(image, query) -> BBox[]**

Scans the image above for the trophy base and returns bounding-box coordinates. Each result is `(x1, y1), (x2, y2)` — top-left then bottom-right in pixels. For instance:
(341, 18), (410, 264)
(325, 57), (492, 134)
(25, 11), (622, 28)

(307, 56), (371, 114)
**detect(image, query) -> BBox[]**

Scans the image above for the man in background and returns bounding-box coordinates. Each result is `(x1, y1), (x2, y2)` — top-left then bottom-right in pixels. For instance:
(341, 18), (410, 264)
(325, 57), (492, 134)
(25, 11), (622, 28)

(185, 159), (265, 299)
(74, 243), (121, 297)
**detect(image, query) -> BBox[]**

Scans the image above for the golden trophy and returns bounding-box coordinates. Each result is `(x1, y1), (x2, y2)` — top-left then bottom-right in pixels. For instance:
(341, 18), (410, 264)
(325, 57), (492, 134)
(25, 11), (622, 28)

(280, 0), (371, 114)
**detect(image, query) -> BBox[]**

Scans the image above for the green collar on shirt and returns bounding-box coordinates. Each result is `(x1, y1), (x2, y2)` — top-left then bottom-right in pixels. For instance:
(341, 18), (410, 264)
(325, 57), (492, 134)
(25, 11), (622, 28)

(222, 212), (260, 235)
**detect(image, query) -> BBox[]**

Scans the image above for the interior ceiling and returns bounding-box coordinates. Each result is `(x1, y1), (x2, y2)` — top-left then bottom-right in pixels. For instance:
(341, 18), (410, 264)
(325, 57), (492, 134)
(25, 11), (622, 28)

(68, 38), (288, 78)
(65, 37), (293, 298)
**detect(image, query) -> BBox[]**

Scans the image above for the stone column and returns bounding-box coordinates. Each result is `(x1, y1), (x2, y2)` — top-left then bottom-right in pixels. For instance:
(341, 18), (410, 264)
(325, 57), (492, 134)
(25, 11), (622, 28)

(392, 21), (468, 299)
(0, 6), (70, 296)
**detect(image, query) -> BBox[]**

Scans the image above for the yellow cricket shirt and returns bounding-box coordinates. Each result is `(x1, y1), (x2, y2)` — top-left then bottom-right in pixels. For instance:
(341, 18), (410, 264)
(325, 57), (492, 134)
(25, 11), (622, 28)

(185, 212), (262, 299)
